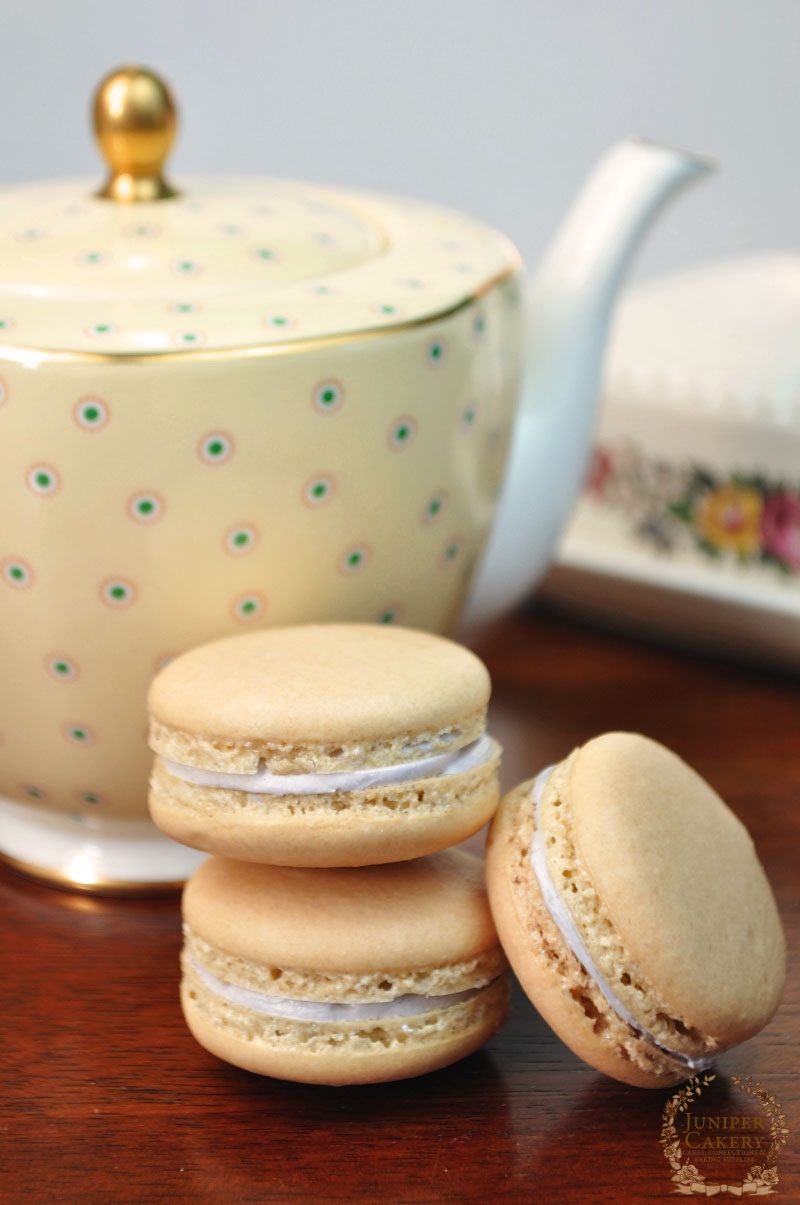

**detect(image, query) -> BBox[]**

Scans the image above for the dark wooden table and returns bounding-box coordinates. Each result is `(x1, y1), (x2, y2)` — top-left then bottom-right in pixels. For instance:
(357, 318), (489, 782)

(3, 608), (798, 1204)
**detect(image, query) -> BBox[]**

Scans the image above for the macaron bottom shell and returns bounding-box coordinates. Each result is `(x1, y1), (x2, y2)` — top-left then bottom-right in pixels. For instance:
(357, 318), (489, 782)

(486, 778), (699, 1088)
(179, 851), (510, 1085)
(149, 745), (501, 867)
(180, 961), (511, 1086)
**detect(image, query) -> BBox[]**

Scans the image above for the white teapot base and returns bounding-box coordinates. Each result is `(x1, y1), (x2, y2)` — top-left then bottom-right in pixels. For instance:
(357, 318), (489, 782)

(0, 797), (206, 895)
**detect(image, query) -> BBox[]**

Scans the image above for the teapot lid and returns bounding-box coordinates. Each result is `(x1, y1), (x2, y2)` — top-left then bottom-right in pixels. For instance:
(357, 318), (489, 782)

(0, 67), (520, 358)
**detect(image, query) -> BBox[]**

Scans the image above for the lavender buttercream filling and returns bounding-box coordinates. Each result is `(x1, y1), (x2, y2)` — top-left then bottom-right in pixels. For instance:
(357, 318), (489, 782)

(163, 733), (494, 796)
(189, 958), (491, 1023)
(530, 767), (714, 1073)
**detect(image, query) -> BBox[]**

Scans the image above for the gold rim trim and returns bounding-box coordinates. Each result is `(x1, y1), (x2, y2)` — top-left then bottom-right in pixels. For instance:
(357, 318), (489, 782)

(0, 850), (186, 896)
(0, 263), (521, 367)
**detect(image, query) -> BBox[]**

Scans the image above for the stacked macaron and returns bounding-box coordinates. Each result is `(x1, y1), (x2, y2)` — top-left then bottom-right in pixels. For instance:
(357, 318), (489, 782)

(149, 628), (785, 1090)
(147, 623), (511, 1084)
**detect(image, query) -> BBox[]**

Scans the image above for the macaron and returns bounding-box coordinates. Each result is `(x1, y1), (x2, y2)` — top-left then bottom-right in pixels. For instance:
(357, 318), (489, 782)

(180, 850), (510, 1084)
(148, 624), (500, 866)
(485, 732), (785, 1088)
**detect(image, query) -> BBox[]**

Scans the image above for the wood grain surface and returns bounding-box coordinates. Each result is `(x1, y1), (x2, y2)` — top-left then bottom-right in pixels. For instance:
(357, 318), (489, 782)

(2, 608), (798, 1204)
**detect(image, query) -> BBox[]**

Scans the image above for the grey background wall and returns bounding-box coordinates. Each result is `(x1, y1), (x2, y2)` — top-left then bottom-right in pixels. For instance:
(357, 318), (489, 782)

(1, 0), (797, 282)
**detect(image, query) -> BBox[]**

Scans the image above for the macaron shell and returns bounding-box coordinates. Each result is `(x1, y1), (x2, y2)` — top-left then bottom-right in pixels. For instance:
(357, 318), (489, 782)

(148, 624), (491, 765)
(181, 971), (510, 1086)
(486, 778), (688, 1088)
(183, 852), (499, 973)
(561, 733), (785, 1045)
(149, 746), (500, 866)
(181, 851), (510, 1084)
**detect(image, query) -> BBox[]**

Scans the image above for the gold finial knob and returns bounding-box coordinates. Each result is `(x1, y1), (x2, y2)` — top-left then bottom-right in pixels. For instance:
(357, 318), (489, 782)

(93, 66), (179, 202)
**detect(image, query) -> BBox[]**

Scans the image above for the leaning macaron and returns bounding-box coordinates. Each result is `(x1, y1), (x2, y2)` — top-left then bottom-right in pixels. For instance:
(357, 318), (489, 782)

(181, 850), (510, 1084)
(486, 732), (785, 1088)
(148, 624), (500, 866)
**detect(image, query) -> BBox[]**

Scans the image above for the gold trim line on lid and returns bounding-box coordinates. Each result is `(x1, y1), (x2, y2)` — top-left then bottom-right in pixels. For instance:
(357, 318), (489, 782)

(93, 65), (179, 202)
(0, 262), (522, 365)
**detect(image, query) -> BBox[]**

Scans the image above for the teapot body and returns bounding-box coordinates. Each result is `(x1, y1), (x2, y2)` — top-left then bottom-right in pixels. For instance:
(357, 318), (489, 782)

(0, 275), (523, 826)
(0, 67), (712, 890)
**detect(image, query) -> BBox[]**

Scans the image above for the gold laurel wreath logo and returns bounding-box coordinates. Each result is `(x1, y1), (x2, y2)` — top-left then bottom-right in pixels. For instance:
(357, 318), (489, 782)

(660, 1074), (789, 1196)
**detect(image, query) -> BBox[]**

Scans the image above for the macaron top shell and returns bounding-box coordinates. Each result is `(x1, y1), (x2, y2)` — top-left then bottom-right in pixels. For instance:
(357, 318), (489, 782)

(183, 850), (500, 976)
(544, 732), (785, 1046)
(149, 624), (490, 773)
(486, 731), (785, 1087)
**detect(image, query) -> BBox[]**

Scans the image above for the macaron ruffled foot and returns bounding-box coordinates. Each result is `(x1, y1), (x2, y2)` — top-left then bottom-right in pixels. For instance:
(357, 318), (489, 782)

(147, 624), (501, 866)
(486, 732), (785, 1088)
(180, 851), (511, 1085)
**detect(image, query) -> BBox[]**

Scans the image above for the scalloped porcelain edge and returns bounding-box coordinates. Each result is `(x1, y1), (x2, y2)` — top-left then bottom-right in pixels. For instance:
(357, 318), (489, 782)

(603, 254), (800, 431)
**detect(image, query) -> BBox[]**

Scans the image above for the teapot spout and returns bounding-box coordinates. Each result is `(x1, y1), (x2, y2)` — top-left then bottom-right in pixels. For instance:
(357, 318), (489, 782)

(462, 138), (714, 630)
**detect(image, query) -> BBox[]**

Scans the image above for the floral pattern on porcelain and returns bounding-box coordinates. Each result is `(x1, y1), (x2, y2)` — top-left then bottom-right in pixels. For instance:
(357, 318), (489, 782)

(587, 442), (800, 575)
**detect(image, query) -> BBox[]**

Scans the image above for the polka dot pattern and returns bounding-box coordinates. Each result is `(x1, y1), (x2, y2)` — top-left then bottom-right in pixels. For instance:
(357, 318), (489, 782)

(77, 791), (105, 807)
(45, 655), (80, 682)
(100, 579), (137, 608)
(78, 251), (108, 267)
(224, 524), (259, 555)
(2, 558), (34, 588)
(339, 545), (371, 575)
(441, 537), (463, 565)
(312, 380), (345, 415)
(21, 785), (48, 802)
(302, 475), (336, 507)
(232, 593), (266, 622)
(127, 492), (165, 524)
(25, 463), (60, 496)
(423, 491), (448, 524)
(0, 273), (523, 821)
(197, 431), (234, 465)
(0, 177), (517, 352)
(61, 722), (96, 746)
(388, 417), (417, 451)
(171, 330), (206, 348)
(171, 258), (203, 277)
(128, 223), (160, 239)
(74, 397), (109, 431)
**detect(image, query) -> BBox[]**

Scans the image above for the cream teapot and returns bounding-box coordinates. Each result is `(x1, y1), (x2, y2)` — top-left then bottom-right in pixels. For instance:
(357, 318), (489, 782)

(0, 67), (711, 890)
